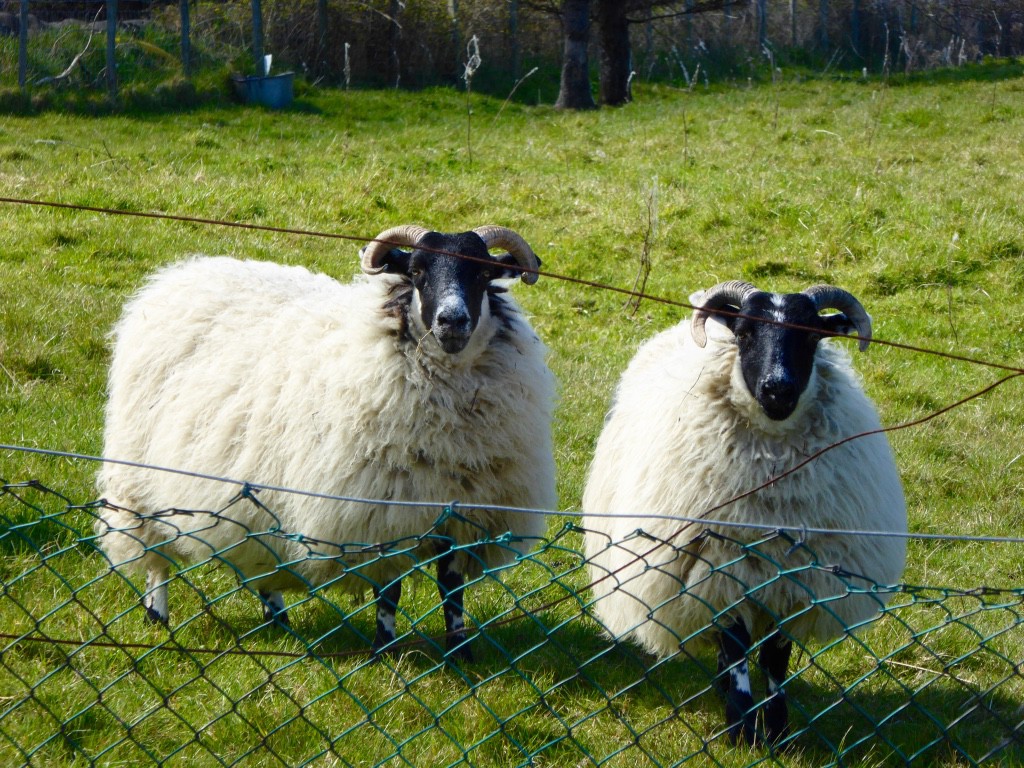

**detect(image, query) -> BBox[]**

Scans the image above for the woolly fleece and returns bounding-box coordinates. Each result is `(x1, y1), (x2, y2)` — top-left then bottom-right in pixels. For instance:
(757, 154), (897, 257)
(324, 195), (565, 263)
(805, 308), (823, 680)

(582, 311), (906, 656)
(96, 256), (556, 594)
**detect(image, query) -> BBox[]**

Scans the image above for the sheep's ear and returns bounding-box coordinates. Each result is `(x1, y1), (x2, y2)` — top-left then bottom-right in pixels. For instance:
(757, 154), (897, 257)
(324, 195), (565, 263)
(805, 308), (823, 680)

(377, 248), (411, 275)
(821, 311), (872, 349)
(492, 252), (540, 281)
(690, 290), (738, 331)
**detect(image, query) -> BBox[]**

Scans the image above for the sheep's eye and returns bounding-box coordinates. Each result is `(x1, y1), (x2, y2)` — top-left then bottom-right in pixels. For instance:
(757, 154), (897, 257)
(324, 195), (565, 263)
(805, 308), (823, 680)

(480, 269), (494, 281)
(410, 267), (424, 279)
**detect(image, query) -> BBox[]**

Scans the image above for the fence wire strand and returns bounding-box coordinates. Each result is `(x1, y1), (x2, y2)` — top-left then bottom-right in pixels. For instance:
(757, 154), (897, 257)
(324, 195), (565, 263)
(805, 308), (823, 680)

(2, 197), (1024, 765)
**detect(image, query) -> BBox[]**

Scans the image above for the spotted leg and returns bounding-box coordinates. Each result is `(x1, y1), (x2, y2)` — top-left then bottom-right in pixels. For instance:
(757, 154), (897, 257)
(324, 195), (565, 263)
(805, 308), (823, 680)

(437, 551), (472, 662)
(143, 564), (170, 624)
(258, 590), (290, 627)
(717, 619), (756, 745)
(758, 629), (793, 746)
(372, 578), (402, 656)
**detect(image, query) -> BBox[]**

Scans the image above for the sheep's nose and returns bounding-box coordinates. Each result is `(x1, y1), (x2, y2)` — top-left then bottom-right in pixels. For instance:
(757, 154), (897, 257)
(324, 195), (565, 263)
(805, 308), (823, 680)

(433, 299), (474, 354)
(758, 377), (799, 420)
(436, 305), (471, 335)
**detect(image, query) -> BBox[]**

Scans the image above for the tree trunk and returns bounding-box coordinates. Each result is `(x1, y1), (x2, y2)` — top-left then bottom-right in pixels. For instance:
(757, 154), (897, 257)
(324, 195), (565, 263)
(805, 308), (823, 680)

(596, 0), (632, 106)
(555, 0), (595, 109)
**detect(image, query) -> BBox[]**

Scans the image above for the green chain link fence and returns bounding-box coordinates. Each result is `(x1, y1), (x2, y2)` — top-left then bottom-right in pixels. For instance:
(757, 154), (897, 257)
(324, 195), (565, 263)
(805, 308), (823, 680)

(1, 479), (1021, 767)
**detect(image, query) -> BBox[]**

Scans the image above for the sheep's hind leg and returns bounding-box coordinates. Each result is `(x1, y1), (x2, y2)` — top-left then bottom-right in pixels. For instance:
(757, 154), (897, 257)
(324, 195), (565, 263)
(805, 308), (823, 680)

(716, 619), (756, 745)
(258, 590), (290, 627)
(143, 564), (170, 625)
(758, 629), (792, 747)
(372, 578), (402, 656)
(436, 551), (473, 662)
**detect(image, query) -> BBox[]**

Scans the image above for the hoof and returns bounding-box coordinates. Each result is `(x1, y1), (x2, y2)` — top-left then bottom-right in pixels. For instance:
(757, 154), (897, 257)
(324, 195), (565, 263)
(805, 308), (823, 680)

(264, 610), (291, 628)
(371, 641), (399, 661)
(764, 720), (791, 751)
(445, 638), (474, 663)
(725, 717), (757, 747)
(144, 605), (169, 625)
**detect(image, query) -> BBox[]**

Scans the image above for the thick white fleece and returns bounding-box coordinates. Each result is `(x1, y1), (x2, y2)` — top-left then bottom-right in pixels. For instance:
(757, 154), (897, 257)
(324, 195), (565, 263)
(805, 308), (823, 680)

(582, 314), (906, 656)
(96, 256), (556, 593)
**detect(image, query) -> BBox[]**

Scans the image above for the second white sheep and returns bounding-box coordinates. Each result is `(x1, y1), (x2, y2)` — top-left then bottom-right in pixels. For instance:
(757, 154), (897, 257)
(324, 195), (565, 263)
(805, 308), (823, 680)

(583, 280), (906, 745)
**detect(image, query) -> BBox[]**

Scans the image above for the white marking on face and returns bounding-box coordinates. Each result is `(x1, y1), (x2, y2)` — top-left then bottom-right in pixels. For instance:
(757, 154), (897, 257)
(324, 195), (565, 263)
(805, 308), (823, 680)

(434, 293), (471, 339)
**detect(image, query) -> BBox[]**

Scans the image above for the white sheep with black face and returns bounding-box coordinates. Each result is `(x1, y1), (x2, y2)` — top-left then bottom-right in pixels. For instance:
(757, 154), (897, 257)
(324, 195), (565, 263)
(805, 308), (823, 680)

(95, 225), (557, 661)
(582, 280), (906, 746)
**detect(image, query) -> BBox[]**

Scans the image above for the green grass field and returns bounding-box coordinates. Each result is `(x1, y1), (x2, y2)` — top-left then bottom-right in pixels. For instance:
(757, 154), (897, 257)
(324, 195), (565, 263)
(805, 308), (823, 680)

(2, 65), (1024, 766)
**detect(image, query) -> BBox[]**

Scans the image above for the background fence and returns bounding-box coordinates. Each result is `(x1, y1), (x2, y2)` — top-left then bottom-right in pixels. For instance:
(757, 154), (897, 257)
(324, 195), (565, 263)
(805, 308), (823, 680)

(5, 0), (1024, 105)
(1, 474), (1022, 766)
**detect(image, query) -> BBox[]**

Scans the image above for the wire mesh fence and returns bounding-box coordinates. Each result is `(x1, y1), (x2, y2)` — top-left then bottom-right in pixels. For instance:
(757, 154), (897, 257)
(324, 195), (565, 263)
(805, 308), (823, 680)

(1, 478), (1021, 767)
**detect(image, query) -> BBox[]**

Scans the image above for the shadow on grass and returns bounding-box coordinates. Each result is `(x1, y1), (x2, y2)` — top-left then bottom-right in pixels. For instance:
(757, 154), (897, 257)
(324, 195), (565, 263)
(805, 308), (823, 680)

(1, 493), (1021, 767)
(275, 588), (1023, 765)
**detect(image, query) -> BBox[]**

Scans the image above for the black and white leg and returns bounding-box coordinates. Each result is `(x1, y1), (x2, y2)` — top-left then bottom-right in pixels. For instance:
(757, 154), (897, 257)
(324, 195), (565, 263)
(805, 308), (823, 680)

(436, 551), (472, 662)
(143, 565), (170, 624)
(258, 590), (290, 627)
(758, 629), (792, 746)
(372, 578), (402, 656)
(717, 619), (756, 745)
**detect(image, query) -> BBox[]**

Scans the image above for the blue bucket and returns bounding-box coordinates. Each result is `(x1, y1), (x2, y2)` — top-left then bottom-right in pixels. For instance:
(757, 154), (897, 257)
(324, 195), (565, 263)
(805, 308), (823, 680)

(231, 72), (294, 109)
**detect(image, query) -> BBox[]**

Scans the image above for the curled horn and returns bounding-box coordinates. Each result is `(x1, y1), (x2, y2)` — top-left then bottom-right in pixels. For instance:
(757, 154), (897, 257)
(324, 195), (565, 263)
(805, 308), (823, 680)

(360, 224), (431, 275)
(691, 280), (759, 348)
(472, 225), (541, 285)
(803, 285), (873, 351)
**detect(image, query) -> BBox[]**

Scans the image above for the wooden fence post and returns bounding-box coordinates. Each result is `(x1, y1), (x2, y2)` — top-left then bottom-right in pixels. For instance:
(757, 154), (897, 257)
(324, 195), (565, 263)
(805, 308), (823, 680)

(252, 0), (265, 76)
(107, 0), (118, 98)
(181, 0), (191, 78)
(508, 0), (520, 80)
(18, 0), (28, 88)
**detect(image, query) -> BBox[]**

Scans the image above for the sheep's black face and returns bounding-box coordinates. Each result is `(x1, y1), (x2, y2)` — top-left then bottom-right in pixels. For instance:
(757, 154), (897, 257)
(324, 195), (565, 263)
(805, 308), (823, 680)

(725, 293), (852, 421)
(378, 231), (522, 354)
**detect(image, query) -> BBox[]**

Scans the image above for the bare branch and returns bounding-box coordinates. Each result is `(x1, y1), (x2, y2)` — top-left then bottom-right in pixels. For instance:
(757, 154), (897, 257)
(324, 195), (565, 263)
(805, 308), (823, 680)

(36, 16), (98, 86)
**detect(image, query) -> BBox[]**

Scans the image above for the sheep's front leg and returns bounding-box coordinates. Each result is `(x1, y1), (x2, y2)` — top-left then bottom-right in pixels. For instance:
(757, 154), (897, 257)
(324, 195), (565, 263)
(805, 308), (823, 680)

(372, 578), (402, 655)
(143, 564), (170, 624)
(258, 590), (290, 627)
(758, 630), (792, 747)
(437, 551), (473, 662)
(717, 619), (756, 745)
